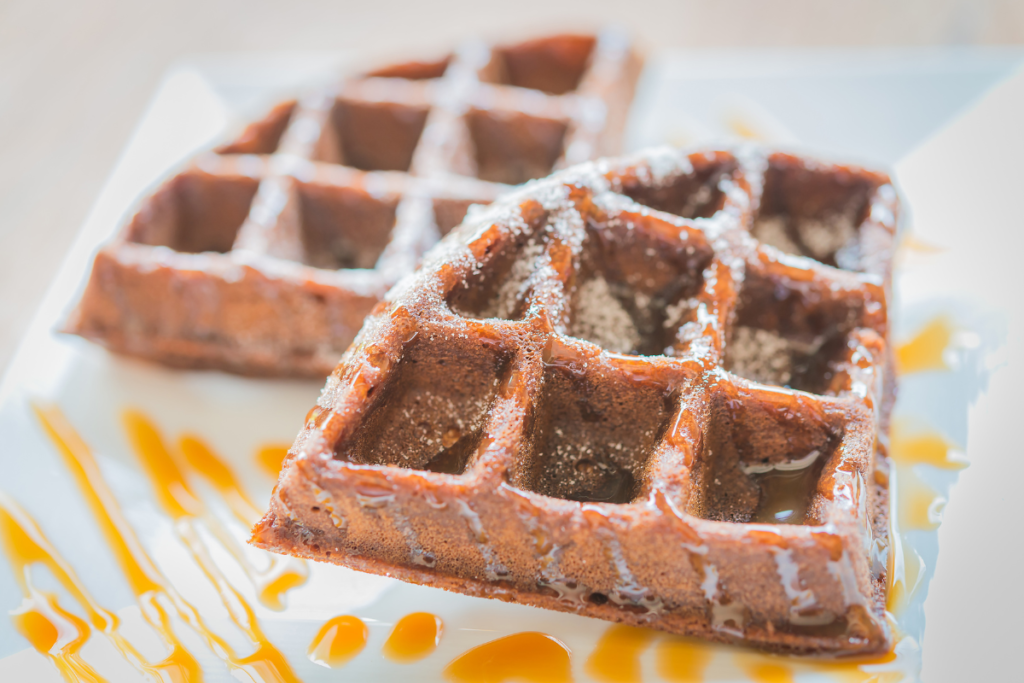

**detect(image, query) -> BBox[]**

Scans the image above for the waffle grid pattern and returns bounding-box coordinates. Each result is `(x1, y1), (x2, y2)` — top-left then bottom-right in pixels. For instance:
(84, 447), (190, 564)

(254, 147), (899, 655)
(66, 30), (640, 376)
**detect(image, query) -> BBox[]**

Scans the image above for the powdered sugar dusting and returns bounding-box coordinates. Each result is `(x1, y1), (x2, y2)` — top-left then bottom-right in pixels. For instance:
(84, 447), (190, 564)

(570, 276), (640, 353)
(754, 209), (861, 270)
(727, 326), (796, 386)
(753, 216), (802, 257)
(798, 215), (857, 264)
(475, 237), (546, 320)
(663, 296), (696, 331)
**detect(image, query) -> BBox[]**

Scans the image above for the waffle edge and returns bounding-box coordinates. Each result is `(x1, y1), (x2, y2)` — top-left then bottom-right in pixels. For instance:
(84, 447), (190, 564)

(252, 145), (900, 656)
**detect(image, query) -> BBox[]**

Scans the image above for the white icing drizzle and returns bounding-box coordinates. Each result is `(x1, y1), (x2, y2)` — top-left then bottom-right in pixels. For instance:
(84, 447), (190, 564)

(389, 507), (436, 568)
(454, 500), (509, 581)
(310, 483), (347, 530)
(773, 546), (833, 626)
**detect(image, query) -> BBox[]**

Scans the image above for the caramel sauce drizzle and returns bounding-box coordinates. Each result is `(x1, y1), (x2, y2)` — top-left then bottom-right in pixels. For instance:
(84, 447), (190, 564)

(884, 450), (942, 620)
(739, 647), (902, 683)
(893, 233), (943, 269)
(119, 409), (302, 681)
(890, 427), (967, 472)
(29, 402), (300, 682)
(585, 623), (657, 683)
(888, 535), (926, 617)
(898, 234), (943, 255)
(179, 435), (265, 522)
(895, 317), (953, 375)
(10, 365), (956, 682)
(654, 636), (712, 682)
(885, 316), (964, 622)
(443, 631), (572, 683)
(382, 611), (443, 663)
(739, 659), (795, 683)
(898, 472), (945, 532)
(0, 494), (111, 683)
(582, 623), (904, 683)
(31, 403), (207, 682)
(884, 422), (961, 614)
(307, 615), (367, 668)
(724, 114), (764, 142)
(173, 430), (308, 610)
(255, 445), (291, 480)
(884, 422), (957, 622)
(11, 593), (106, 683)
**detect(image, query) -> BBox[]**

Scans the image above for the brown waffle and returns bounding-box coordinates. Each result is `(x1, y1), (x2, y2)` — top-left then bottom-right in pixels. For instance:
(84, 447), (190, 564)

(65, 30), (641, 377)
(251, 146), (899, 655)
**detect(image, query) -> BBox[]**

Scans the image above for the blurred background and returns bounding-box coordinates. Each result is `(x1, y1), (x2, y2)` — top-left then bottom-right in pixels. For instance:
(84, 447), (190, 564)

(2, 0), (1023, 375)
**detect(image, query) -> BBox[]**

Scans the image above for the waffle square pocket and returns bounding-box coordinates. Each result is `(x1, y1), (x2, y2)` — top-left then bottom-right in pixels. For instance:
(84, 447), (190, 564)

(252, 147), (899, 655)
(66, 30), (641, 377)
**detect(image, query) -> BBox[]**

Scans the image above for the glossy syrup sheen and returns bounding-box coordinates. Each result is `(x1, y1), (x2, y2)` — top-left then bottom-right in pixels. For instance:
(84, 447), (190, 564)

(585, 623), (657, 683)
(122, 410), (308, 612)
(575, 623), (909, 683)
(740, 648), (902, 683)
(890, 424), (967, 471)
(740, 660), (794, 683)
(897, 467), (945, 532)
(888, 539), (926, 617)
(256, 444), (291, 479)
(8, 403), (922, 682)
(382, 612), (443, 663)
(443, 631), (573, 683)
(11, 597), (105, 683)
(655, 636), (713, 683)
(30, 404), (204, 683)
(308, 615), (368, 668)
(746, 451), (825, 525)
(0, 495), (109, 682)
(30, 403), (301, 683)
(895, 317), (952, 375)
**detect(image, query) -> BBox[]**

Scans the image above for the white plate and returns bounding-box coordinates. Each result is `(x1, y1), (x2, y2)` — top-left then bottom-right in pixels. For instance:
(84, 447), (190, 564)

(0, 48), (1020, 683)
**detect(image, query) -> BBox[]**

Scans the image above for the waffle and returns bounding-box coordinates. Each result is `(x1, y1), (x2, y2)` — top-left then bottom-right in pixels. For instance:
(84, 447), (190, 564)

(65, 30), (641, 377)
(251, 146), (899, 655)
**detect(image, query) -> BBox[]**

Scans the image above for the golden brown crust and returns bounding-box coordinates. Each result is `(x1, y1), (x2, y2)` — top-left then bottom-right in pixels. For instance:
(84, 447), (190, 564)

(66, 30), (641, 377)
(252, 146), (899, 655)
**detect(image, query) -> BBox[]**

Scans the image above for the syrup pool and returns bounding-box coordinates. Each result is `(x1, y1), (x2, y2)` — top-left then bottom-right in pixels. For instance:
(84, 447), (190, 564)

(0, 495), (107, 683)
(2, 402), (925, 682)
(744, 450), (825, 525)
(382, 611), (443, 663)
(29, 403), (302, 683)
(443, 631), (572, 683)
(652, 636), (713, 682)
(122, 410), (309, 611)
(586, 623), (657, 683)
(307, 615), (368, 668)
(1, 307), (966, 682)
(256, 444), (291, 479)
(895, 317), (953, 375)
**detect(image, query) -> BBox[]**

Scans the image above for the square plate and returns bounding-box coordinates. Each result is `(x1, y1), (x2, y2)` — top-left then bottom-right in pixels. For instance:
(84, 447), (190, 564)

(0, 47), (1019, 682)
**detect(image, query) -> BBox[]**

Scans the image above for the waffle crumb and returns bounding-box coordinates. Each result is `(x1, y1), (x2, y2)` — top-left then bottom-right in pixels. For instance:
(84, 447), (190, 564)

(570, 276), (640, 353)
